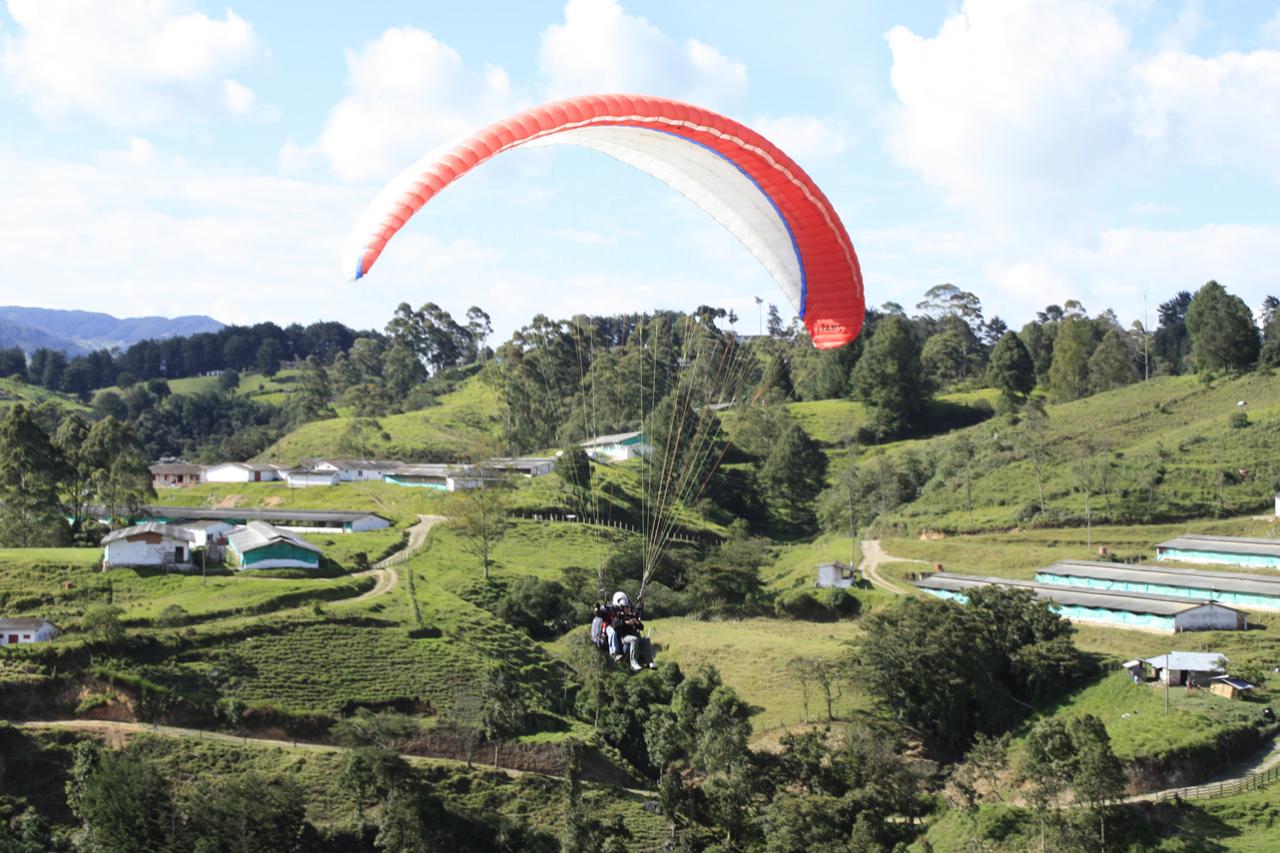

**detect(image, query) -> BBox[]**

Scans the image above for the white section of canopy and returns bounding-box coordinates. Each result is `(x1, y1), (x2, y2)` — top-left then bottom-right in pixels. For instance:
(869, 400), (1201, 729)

(528, 126), (804, 314)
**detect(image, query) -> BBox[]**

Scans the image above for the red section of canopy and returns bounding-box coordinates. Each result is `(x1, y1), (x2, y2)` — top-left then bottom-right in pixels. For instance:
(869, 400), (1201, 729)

(355, 94), (864, 349)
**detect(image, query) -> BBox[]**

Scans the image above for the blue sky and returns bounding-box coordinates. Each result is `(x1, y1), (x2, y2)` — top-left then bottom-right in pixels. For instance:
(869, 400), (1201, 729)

(1, 0), (1278, 340)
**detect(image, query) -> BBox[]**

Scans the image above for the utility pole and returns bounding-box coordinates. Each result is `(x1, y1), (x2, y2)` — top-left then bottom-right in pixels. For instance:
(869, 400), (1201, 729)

(1165, 651), (1170, 714)
(754, 296), (763, 336)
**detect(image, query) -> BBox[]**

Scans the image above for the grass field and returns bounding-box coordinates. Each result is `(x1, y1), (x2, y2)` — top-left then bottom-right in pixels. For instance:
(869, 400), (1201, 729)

(0, 548), (374, 626)
(92, 368), (302, 404)
(872, 373), (1280, 534)
(0, 377), (91, 411)
(260, 377), (503, 463)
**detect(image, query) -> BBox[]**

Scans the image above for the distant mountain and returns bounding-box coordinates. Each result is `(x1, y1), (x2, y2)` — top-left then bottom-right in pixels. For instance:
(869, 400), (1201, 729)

(0, 306), (224, 355)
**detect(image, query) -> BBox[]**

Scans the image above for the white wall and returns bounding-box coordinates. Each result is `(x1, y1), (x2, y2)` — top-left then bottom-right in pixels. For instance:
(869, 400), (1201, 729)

(349, 515), (391, 532)
(285, 472), (339, 487)
(104, 537), (190, 567)
(1175, 604), (1245, 632)
(0, 623), (57, 645)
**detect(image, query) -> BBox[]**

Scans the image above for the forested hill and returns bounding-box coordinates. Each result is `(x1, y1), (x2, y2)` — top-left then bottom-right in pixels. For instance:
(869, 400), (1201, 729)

(0, 306), (222, 354)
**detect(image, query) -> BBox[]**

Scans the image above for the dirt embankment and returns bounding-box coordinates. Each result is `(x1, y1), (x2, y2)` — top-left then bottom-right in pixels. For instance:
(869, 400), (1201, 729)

(1125, 723), (1279, 794)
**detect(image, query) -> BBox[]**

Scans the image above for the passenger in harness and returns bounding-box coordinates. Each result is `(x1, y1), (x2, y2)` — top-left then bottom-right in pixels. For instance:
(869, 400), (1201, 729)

(591, 591), (655, 672)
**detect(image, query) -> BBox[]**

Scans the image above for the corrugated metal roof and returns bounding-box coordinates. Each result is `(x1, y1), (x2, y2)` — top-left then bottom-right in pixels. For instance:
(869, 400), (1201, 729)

(149, 463), (203, 474)
(914, 573), (1243, 616)
(1141, 652), (1228, 671)
(118, 506), (387, 524)
(228, 521), (323, 554)
(0, 618), (55, 631)
(1040, 560), (1280, 597)
(580, 431), (643, 447)
(101, 522), (198, 545)
(1156, 534), (1280, 558)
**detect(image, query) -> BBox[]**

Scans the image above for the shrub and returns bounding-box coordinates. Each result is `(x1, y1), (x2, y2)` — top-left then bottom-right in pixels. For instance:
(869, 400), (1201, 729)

(155, 605), (190, 628)
(496, 577), (578, 640)
(1229, 411), (1250, 429)
(821, 588), (860, 618)
(774, 589), (836, 621)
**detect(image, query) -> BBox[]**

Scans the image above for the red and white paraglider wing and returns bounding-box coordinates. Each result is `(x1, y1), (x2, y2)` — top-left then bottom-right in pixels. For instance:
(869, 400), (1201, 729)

(342, 94), (864, 348)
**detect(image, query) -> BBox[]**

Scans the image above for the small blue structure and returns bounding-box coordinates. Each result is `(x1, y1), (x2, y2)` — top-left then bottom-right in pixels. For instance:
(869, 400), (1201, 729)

(1155, 534), (1280, 570)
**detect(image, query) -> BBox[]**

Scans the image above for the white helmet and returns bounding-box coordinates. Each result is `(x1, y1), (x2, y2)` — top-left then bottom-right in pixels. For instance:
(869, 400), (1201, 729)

(612, 591), (630, 608)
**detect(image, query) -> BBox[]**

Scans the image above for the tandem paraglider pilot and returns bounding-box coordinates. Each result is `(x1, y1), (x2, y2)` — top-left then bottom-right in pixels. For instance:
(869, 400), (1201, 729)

(590, 592), (656, 672)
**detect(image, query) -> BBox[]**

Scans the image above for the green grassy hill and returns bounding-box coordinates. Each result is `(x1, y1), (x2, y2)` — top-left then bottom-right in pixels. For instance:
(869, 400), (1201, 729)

(867, 373), (1280, 534)
(259, 377), (502, 463)
(93, 368), (302, 405)
(0, 377), (91, 412)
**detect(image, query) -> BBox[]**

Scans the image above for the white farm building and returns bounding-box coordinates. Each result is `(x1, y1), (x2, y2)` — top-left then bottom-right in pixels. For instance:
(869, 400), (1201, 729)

(0, 618), (58, 646)
(580, 431), (650, 462)
(101, 523), (197, 569)
(203, 462), (284, 483)
(228, 521), (324, 570)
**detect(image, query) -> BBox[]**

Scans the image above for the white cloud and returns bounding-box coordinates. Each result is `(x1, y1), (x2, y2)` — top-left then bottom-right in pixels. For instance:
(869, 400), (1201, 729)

(0, 143), (502, 330)
(303, 26), (515, 182)
(1133, 46), (1280, 181)
(884, 0), (1133, 220)
(885, 0), (1280, 225)
(538, 0), (747, 106)
(1, 0), (257, 125)
(222, 79), (255, 115)
(751, 115), (851, 162)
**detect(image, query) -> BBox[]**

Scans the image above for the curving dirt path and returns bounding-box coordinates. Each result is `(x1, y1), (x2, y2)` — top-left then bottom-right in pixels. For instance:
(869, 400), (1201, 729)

(342, 515), (447, 604)
(15, 718), (654, 796)
(858, 539), (929, 595)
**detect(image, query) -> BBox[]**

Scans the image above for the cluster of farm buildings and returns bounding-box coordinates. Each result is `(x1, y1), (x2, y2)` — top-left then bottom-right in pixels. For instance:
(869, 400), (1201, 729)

(908, 533), (1280, 699)
(150, 432), (650, 492)
(914, 534), (1280, 634)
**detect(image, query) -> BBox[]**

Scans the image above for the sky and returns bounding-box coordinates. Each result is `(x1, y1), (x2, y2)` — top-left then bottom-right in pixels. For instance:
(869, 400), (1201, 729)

(1, 0), (1278, 340)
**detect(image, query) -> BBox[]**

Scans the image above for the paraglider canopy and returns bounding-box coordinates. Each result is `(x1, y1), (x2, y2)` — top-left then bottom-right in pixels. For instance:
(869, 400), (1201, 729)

(343, 93), (865, 349)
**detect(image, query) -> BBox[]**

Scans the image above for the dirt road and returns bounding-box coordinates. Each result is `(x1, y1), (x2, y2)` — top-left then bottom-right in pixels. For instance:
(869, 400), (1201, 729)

(858, 539), (929, 595)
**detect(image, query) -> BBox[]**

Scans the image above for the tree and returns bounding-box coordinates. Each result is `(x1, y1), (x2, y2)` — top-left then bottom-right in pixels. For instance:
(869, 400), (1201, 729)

(849, 315), (929, 437)
(54, 415), (95, 543)
(857, 589), (1086, 751)
(84, 417), (155, 527)
(255, 338), (287, 376)
(185, 773), (307, 852)
(287, 356), (335, 424)
(0, 404), (68, 546)
(217, 367), (241, 393)
(465, 306), (493, 362)
(555, 445), (592, 499)
(987, 331), (1036, 410)
(74, 751), (174, 852)
(481, 665), (529, 767)
(1021, 714), (1125, 847)
(450, 483), (509, 579)
(1047, 315), (1096, 401)
(1019, 398), (1051, 515)
(83, 604), (125, 644)
(1088, 327), (1138, 392)
(949, 434), (977, 529)
(758, 421), (827, 524)
(1153, 290), (1193, 374)
(1185, 280), (1260, 372)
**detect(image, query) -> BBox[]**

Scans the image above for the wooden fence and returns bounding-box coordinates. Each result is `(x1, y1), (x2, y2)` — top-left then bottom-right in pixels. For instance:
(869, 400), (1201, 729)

(511, 511), (722, 547)
(1148, 763), (1280, 803)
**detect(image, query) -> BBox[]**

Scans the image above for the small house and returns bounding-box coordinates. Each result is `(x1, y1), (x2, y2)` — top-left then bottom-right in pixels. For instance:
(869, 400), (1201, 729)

(816, 562), (858, 588)
(0, 617), (58, 646)
(102, 523), (197, 569)
(1207, 675), (1256, 700)
(283, 466), (341, 488)
(1141, 652), (1229, 686)
(227, 521), (323, 570)
(176, 520), (235, 562)
(311, 459), (403, 482)
(203, 462), (283, 484)
(580, 431), (650, 462)
(149, 462), (204, 488)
